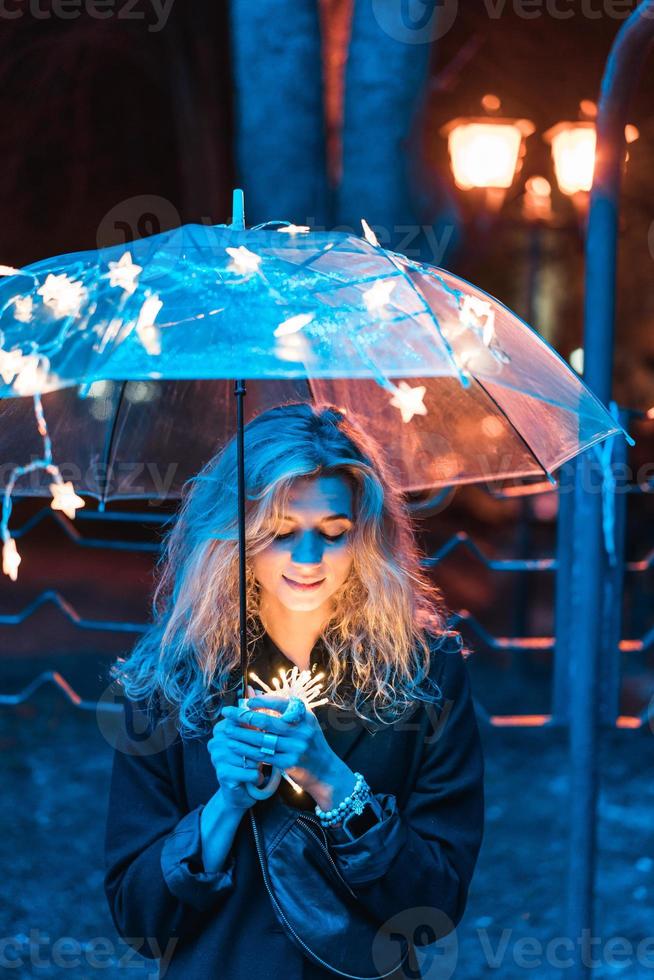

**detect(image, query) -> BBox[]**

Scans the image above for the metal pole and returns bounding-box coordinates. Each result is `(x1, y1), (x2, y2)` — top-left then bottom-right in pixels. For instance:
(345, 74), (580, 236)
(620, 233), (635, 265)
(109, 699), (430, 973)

(565, 6), (654, 977)
(231, 189), (248, 697)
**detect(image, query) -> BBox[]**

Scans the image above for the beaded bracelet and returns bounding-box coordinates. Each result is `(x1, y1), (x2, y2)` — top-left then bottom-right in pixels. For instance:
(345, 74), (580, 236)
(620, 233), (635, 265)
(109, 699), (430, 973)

(314, 771), (372, 828)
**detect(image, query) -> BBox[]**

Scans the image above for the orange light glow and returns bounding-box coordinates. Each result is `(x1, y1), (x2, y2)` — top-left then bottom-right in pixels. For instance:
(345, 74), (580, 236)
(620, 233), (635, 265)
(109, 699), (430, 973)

(490, 714), (552, 726)
(441, 117), (535, 190)
(543, 122), (596, 195)
(522, 175), (553, 222)
(544, 120), (638, 196)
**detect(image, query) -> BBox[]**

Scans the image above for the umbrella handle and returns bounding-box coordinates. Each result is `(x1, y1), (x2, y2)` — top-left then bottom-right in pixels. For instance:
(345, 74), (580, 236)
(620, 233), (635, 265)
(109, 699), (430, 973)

(246, 765), (283, 800)
(236, 696), (283, 800)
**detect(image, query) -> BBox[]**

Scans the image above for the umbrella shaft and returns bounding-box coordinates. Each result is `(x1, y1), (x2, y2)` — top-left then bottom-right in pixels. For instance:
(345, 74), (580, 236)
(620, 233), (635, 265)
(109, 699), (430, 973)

(235, 379), (248, 698)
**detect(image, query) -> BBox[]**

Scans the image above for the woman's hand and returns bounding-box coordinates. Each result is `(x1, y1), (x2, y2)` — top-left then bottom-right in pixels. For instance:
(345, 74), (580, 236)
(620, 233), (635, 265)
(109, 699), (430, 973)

(207, 685), (268, 811)
(220, 693), (357, 810)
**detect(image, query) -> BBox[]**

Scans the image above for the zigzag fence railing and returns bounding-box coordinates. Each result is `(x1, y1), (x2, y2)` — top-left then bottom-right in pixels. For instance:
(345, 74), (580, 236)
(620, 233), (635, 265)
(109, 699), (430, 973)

(1, 406), (650, 732)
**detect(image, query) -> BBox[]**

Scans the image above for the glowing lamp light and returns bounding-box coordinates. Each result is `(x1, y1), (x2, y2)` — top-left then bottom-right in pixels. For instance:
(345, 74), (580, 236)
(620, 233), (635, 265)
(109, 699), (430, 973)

(522, 176), (553, 223)
(544, 120), (639, 197)
(440, 117), (535, 190)
(543, 122), (596, 195)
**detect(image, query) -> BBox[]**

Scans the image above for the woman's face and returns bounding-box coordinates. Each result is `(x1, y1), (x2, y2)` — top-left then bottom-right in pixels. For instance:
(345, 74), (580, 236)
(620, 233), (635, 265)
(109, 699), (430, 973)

(252, 474), (355, 614)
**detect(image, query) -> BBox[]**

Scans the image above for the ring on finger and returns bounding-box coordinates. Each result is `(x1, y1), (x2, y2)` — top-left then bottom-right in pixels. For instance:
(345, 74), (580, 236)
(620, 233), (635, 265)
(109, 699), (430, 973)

(260, 731), (278, 758)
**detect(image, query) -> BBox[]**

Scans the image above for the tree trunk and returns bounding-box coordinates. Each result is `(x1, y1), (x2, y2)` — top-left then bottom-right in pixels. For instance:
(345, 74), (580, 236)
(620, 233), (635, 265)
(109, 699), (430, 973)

(228, 0), (329, 227)
(337, 0), (432, 251)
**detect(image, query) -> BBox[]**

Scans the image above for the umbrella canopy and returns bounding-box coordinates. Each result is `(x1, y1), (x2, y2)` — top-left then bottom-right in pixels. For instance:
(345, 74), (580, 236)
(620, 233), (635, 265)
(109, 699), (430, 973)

(0, 219), (633, 501)
(0, 195), (636, 798)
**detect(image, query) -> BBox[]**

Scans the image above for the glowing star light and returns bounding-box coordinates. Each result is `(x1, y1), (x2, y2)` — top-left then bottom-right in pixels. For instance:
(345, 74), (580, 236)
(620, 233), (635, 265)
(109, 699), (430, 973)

(12, 354), (54, 396)
(0, 348), (25, 384)
(37, 273), (87, 319)
(277, 224), (310, 234)
(361, 218), (380, 247)
(0, 265), (23, 276)
(389, 381), (428, 424)
(363, 277), (396, 312)
(2, 537), (21, 581)
(49, 481), (85, 520)
(273, 313), (315, 338)
(103, 251), (143, 296)
(460, 295), (496, 347)
(12, 295), (33, 323)
(225, 245), (262, 276)
(135, 293), (163, 355)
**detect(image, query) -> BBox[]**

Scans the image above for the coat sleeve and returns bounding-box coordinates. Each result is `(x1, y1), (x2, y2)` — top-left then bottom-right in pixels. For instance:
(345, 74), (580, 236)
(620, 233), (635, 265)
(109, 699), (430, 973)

(103, 697), (237, 958)
(325, 645), (485, 941)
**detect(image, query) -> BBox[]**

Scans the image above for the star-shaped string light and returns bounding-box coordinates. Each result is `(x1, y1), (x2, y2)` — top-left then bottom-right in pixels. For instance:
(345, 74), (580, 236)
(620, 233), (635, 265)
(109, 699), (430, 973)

(1, 376), (84, 581)
(12, 296), (33, 323)
(273, 312), (315, 338)
(0, 348), (25, 385)
(276, 224), (310, 235)
(49, 480), (86, 520)
(36, 273), (87, 319)
(460, 295), (496, 347)
(135, 293), (163, 355)
(361, 218), (380, 247)
(12, 354), (56, 396)
(2, 537), (21, 581)
(389, 381), (428, 424)
(225, 245), (262, 276)
(363, 277), (396, 312)
(103, 251), (143, 296)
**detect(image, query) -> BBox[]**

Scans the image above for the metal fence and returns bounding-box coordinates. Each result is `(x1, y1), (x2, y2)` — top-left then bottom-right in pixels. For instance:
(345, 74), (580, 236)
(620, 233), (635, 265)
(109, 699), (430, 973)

(1, 419), (650, 733)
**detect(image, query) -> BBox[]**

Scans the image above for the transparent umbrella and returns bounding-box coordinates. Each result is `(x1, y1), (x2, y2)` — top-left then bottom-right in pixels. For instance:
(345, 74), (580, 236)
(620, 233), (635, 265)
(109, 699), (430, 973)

(0, 190), (634, 795)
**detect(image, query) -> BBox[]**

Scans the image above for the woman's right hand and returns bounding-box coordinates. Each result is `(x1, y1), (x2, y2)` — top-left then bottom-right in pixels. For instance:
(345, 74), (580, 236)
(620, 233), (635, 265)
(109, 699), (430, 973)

(206, 686), (265, 811)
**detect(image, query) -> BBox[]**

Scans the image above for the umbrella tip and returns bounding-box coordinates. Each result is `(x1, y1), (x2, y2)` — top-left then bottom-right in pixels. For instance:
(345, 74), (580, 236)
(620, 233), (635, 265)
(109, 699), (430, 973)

(231, 189), (246, 230)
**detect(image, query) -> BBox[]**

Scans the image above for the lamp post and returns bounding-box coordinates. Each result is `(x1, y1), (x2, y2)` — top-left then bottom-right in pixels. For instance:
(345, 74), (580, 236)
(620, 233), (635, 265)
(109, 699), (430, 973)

(440, 99), (552, 645)
(442, 71), (649, 980)
(557, 6), (654, 978)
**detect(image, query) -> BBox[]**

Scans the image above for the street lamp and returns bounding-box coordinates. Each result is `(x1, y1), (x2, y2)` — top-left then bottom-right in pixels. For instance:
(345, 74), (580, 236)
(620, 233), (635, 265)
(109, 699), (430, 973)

(440, 95), (535, 211)
(543, 102), (639, 206)
(543, 120), (597, 195)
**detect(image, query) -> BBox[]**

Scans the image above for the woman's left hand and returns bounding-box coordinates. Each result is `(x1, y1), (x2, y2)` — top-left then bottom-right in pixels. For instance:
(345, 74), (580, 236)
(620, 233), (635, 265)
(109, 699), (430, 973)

(220, 694), (356, 809)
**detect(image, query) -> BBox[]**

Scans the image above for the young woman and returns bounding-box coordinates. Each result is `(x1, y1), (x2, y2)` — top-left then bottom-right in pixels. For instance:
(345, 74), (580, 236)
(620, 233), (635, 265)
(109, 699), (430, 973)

(103, 402), (485, 980)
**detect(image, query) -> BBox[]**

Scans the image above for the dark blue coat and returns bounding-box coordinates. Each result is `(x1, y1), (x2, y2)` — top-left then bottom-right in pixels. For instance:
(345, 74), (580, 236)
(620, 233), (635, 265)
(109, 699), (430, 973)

(103, 632), (485, 979)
